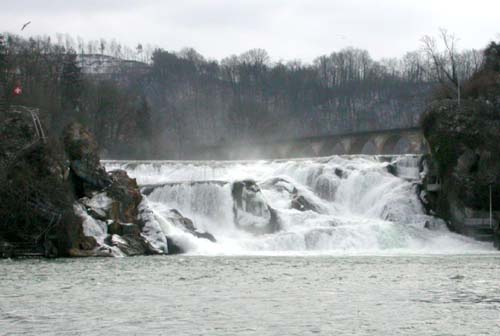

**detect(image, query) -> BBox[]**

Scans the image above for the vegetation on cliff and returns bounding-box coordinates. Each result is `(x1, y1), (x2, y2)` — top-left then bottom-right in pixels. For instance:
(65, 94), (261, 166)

(421, 41), (499, 238)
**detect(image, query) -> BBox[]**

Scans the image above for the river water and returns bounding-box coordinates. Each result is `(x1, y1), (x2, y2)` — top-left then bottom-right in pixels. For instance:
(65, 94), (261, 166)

(1, 155), (499, 335)
(1, 255), (499, 335)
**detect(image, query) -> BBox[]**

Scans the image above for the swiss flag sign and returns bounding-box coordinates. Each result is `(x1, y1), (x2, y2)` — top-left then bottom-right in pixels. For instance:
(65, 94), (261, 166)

(13, 85), (22, 96)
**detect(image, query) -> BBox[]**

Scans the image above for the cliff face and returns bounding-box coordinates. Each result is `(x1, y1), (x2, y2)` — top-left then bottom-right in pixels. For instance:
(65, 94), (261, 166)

(0, 108), (157, 257)
(421, 41), (500, 246)
(0, 107), (87, 256)
(422, 101), (499, 244)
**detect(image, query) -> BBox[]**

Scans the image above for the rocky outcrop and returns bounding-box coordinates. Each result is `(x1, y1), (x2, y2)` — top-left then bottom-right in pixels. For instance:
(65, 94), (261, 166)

(0, 108), (90, 256)
(1, 114), (171, 258)
(422, 99), (500, 241)
(64, 123), (166, 257)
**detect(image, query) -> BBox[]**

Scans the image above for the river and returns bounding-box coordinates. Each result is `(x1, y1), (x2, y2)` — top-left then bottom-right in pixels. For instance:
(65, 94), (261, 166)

(1, 155), (498, 335)
(1, 255), (499, 335)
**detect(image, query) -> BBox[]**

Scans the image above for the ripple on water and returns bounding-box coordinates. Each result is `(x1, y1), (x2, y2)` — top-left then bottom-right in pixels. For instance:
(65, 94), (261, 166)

(0, 255), (499, 335)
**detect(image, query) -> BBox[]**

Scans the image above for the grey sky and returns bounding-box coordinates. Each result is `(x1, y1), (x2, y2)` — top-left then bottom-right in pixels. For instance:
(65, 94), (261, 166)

(1, 0), (499, 62)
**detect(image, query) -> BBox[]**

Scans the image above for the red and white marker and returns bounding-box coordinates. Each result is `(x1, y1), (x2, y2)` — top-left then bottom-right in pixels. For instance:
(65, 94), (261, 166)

(13, 86), (22, 96)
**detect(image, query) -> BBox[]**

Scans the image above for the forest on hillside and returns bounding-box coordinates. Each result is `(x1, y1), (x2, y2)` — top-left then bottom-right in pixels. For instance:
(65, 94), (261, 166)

(0, 33), (484, 158)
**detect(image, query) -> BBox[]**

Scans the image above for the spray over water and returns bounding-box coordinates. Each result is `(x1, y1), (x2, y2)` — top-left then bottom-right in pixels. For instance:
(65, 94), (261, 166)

(104, 155), (490, 255)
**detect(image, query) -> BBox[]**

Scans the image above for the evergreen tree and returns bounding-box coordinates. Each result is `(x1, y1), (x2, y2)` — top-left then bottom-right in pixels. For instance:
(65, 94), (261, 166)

(59, 49), (82, 128)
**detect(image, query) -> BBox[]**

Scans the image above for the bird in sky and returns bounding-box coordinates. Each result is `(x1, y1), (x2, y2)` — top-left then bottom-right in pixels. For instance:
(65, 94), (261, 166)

(21, 21), (31, 31)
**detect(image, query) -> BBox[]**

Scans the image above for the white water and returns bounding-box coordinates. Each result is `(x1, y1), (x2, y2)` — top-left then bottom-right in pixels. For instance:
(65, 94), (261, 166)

(104, 155), (492, 255)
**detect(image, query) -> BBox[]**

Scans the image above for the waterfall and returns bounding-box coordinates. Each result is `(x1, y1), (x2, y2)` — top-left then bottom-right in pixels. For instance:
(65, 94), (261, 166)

(104, 155), (489, 255)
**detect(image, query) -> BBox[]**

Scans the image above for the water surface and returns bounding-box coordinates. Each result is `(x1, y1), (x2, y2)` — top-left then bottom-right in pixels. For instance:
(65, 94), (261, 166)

(1, 255), (499, 335)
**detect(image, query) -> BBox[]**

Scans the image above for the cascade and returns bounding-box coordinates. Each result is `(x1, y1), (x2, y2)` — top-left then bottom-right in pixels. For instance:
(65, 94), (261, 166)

(103, 155), (488, 255)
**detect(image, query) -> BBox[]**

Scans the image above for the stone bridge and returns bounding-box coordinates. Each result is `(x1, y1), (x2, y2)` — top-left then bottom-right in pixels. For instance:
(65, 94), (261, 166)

(192, 127), (428, 160)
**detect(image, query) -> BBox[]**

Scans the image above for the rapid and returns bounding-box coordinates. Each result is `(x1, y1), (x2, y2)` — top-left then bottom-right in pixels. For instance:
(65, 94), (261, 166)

(104, 155), (491, 255)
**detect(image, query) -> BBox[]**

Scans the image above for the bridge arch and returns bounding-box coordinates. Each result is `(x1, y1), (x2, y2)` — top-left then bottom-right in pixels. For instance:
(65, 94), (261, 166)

(350, 137), (378, 155)
(380, 135), (412, 155)
(319, 140), (348, 156)
(361, 140), (378, 155)
(289, 142), (315, 158)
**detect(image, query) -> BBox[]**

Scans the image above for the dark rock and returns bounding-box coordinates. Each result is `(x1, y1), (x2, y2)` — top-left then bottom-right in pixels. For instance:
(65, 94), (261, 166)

(422, 98), (500, 238)
(192, 231), (216, 242)
(106, 170), (143, 225)
(291, 194), (319, 212)
(167, 209), (196, 231)
(122, 223), (141, 236)
(0, 107), (90, 257)
(334, 168), (345, 178)
(107, 221), (122, 235)
(386, 164), (397, 176)
(166, 209), (216, 243)
(78, 235), (97, 251)
(261, 177), (321, 213)
(1, 108), (165, 257)
(0, 240), (13, 258)
(231, 180), (279, 234)
(107, 222), (141, 236)
(166, 236), (184, 254)
(62, 122), (111, 197)
(108, 234), (159, 256)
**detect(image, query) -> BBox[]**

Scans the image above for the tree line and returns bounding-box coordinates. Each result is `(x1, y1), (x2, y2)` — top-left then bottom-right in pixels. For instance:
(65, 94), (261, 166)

(0, 32), (486, 159)
(0, 34), (153, 158)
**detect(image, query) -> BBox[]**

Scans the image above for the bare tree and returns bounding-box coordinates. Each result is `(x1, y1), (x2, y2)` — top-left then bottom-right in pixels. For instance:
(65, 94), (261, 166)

(421, 29), (461, 103)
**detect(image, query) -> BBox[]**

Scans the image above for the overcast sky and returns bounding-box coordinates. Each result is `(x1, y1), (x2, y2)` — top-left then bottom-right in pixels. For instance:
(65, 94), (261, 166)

(1, 0), (499, 62)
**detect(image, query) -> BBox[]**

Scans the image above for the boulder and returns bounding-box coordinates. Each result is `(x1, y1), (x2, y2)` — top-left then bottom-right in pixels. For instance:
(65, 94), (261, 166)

(106, 234), (159, 256)
(291, 194), (319, 212)
(261, 177), (320, 212)
(231, 180), (279, 234)
(166, 209), (216, 242)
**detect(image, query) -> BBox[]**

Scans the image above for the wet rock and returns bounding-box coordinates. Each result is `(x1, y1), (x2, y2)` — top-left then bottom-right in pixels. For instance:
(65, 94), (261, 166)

(291, 194), (319, 212)
(261, 177), (321, 213)
(137, 201), (169, 253)
(334, 168), (345, 178)
(386, 164), (397, 176)
(107, 234), (158, 256)
(166, 237), (184, 254)
(166, 209), (216, 242)
(81, 192), (112, 220)
(231, 180), (279, 234)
